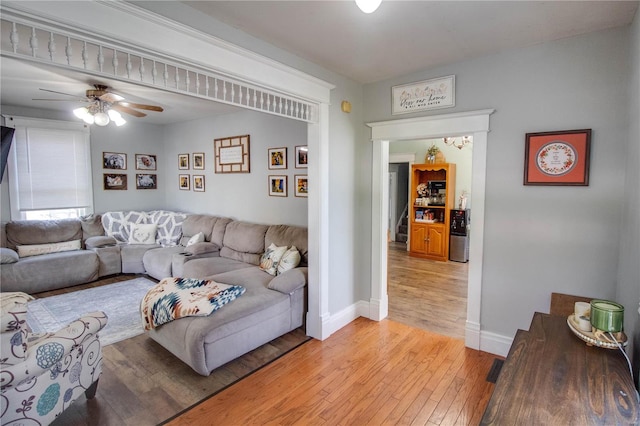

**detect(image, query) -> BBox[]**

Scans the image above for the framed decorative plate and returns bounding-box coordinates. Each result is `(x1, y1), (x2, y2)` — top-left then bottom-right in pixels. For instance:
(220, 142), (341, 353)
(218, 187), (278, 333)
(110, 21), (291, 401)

(524, 129), (591, 185)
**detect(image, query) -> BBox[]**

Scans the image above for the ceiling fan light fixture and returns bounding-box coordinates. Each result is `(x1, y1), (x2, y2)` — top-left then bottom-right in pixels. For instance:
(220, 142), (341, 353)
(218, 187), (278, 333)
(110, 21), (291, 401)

(356, 0), (381, 14)
(73, 107), (89, 119)
(82, 114), (95, 125)
(94, 112), (110, 126)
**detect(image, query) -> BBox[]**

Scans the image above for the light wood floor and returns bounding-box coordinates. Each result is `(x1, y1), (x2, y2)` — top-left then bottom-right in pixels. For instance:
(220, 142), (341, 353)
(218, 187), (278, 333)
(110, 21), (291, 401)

(388, 242), (468, 340)
(167, 317), (497, 425)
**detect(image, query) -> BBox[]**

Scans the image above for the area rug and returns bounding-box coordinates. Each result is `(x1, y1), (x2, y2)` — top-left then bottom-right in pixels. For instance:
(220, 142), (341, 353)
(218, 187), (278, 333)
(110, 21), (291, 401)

(27, 277), (157, 346)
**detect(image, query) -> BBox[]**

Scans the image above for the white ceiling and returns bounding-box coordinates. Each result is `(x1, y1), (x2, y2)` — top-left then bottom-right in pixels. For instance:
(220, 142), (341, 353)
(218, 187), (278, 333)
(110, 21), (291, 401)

(1, 1), (637, 124)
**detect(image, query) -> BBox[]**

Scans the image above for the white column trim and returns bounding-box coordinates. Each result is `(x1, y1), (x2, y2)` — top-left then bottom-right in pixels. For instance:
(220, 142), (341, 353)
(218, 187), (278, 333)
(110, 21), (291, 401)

(367, 109), (495, 350)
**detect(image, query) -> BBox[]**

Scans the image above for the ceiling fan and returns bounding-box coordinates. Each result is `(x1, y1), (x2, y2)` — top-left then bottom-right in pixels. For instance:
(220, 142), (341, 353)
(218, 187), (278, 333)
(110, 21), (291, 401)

(34, 84), (164, 126)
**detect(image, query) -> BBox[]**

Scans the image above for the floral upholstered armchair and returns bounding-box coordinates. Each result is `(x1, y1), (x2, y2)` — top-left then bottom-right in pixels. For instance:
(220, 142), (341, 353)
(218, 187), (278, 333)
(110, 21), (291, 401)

(0, 292), (108, 426)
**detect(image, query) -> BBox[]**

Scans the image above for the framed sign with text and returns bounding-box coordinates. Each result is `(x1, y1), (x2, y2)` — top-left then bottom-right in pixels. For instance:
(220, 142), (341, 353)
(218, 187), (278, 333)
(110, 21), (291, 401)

(214, 134), (250, 173)
(392, 75), (455, 115)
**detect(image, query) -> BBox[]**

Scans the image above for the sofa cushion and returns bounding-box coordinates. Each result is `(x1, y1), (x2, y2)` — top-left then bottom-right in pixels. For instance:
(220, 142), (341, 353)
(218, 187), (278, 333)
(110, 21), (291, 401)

(0, 248), (19, 264)
(277, 246), (301, 275)
(85, 236), (118, 249)
(185, 242), (219, 256)
(16, 240), (81, 258)
(220, 221), (268, 265)
(268, 267), (308, 294)
(129, 224), (157, 245)
(259, 243), (288, 276)
(183, 257), (254, 278)
(265, 225), (308, 266)
(120, 243), (160, 274)
(142, 246), (185, 280)
(0, 251), (99, 293)
(79, 214), (104, 245)
(5, 219), (82, 251)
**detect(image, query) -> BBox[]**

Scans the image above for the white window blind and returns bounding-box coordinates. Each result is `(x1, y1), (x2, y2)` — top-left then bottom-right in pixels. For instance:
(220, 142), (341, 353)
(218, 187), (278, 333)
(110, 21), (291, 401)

(6, 116), (93, 220)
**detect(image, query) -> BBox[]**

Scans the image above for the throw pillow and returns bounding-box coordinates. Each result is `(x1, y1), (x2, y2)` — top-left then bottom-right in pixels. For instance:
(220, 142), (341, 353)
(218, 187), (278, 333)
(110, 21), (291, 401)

(185, 242), (219, 255)
(0, 248), (19, 264)
(259, 243), (288, 276)
(277, 245), (301, 275)
(16, 240), (81, 258)
(186, 232), (205, 247)
(128, 224), (158, 245)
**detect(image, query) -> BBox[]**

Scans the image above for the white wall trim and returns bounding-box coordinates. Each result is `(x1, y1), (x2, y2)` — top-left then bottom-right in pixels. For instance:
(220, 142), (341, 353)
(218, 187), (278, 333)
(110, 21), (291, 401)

(479, 331), (513, 358)
(367, 109), (495, 351)
(327, 301), (371, 336)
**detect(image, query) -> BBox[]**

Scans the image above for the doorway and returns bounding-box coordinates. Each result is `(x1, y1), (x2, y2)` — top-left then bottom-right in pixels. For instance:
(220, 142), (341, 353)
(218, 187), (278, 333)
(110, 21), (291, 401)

(367, 109), (494, 349)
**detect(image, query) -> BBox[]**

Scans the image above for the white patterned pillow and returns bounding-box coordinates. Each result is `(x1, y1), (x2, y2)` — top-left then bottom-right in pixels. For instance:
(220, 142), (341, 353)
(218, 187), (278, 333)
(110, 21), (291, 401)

(102, 211), (150, 242)
(277, 246), (301, 275)
(186, 232), (205, 247)
(259, 243), (288, 276)
(129, 224), (157, 245)
(149, 210), (188, 246)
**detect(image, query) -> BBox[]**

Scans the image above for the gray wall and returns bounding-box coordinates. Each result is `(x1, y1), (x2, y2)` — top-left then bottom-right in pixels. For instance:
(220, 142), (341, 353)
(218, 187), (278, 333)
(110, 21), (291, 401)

(160, 109), (308, 226)
(617, 14), (639, 381)
(91, 122), (166, 213)
(363, 27), (634, 342)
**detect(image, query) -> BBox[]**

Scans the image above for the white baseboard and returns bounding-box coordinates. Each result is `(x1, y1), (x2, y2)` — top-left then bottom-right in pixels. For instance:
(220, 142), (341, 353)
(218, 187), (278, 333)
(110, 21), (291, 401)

(479, 330), (513, 357)
(325, 300), (514, 358)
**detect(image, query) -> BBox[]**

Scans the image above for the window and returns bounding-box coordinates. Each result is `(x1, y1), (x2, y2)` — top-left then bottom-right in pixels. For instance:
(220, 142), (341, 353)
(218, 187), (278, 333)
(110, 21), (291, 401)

(5, 116), (93, 220)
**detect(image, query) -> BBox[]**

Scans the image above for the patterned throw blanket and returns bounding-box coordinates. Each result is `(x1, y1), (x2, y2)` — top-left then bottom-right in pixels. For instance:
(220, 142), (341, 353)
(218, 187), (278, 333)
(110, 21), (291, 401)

(141, 277), (245, 330)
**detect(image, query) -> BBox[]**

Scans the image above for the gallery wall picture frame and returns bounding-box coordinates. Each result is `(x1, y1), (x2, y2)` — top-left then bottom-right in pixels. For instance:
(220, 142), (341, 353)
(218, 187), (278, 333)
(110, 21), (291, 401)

(103, 173), (127, 190)
(294, 174), (308, 198)
(268, 147), (287, 170)
(214, 134), (250, 173)
(103, 152), (127, 170)
(269, 175), (287, 197)
(524, 129), (592, 186)
(193, 175), (205, 192)
(392, 75), (455, 115)
(193, 153), (205, 170)
(179, 174), (190, 190)
(136, 173), (157, 190)
(178, 153), (190, 170)
(135, 154), (157, 170)
(295, 145), (308, 168)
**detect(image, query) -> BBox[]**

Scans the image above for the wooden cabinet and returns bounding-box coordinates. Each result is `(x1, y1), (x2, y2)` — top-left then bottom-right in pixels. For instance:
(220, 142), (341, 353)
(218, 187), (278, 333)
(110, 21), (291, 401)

(409, 163), (456, 261)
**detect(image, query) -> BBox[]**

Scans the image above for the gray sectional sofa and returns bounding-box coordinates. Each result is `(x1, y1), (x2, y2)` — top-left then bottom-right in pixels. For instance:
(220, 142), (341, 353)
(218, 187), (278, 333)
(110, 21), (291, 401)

(0, 212), (308, 376)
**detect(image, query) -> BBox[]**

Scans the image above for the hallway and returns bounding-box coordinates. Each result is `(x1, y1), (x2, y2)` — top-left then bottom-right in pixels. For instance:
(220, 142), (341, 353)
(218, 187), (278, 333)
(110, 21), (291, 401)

(387, 242), (468, 340)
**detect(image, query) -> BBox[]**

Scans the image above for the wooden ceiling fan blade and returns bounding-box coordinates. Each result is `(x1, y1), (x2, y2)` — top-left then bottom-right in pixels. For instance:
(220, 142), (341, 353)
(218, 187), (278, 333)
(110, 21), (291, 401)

(99, 92), (124, 103)
(118, 102), (163, 112)
(112, 104), (146, 118)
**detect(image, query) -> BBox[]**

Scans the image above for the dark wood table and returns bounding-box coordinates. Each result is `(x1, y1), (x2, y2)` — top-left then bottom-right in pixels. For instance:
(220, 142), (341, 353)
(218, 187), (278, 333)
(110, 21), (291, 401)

(481, 312), (639, 425)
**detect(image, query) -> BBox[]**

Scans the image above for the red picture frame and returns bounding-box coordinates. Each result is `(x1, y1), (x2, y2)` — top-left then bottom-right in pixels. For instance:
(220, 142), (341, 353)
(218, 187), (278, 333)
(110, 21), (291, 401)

(524, 129), (591, 186)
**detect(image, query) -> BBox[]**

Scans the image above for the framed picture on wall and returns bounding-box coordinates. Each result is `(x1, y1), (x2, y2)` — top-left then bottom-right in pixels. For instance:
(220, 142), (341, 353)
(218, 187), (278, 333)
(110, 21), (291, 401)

(524, 129), (591, 186)
(268, 147), (287, 170)
(103, 173), (127, 190)
(193, 175), (205, 192)
(268, 175), (287, 197)
(179, 174), (190, 190)
(103, 152), (127, 170)
(136, 174), (157, 189)
(193, 153), (205, 170)
(178, 154), (189, 170)
(294, 175), (308, 197)
(135, 154), (157, 170)
(295, 145), (308, 168)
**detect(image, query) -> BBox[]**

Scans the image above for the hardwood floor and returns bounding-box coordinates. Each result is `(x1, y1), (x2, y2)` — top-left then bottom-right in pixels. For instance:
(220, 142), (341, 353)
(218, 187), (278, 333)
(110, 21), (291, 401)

(387, 242), (468, 340)
(167, 317), (497, 425)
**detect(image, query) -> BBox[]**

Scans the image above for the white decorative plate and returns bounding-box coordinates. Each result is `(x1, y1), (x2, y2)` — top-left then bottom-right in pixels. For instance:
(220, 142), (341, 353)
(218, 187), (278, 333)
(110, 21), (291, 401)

(567, 314), (627, 349)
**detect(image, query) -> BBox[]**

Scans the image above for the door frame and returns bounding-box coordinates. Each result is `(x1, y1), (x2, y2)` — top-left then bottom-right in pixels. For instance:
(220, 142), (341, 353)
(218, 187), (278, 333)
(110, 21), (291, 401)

(367, 109), (494, 349)
(388, 171), (398, 242)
